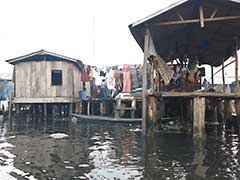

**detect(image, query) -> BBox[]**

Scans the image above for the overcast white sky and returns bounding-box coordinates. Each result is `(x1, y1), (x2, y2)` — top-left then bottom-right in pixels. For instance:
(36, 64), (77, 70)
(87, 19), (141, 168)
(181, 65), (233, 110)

(0, 0), (180, 74)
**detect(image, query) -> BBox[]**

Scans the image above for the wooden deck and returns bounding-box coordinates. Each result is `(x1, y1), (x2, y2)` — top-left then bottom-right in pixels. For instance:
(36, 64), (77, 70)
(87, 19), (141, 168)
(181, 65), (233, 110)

(150, 92), (240, 98)
(13, 97), (74, 103)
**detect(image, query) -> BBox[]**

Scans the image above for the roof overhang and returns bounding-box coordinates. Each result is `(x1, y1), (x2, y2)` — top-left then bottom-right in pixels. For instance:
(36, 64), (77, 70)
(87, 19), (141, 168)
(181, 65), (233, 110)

(6, 50), (83, 70)
(129, 0), (240, 66)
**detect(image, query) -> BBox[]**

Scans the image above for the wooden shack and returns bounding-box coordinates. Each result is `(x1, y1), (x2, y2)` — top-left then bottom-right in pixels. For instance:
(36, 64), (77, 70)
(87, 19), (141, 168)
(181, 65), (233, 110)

(129, 0), (240, 137)
(6, 50), (83, 119)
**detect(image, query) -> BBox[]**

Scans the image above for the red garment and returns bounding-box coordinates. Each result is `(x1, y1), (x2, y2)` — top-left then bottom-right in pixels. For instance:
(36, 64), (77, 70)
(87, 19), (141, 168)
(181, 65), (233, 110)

(123, 65), (131, 93)
(81, 72), (89, 81)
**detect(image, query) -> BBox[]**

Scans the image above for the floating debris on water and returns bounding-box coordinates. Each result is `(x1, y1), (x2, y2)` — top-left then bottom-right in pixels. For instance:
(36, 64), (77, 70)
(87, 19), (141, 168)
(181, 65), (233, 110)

(49, 133), (68, 139)
(78, 164), (89, 168)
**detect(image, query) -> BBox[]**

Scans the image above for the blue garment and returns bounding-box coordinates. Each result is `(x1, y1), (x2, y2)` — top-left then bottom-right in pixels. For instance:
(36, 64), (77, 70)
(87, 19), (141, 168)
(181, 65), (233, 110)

(80, 90), (87, 100)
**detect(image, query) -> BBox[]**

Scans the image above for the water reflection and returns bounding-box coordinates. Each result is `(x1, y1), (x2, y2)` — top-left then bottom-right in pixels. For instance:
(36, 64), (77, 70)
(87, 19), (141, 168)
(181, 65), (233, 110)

(0, 118), (240, 179)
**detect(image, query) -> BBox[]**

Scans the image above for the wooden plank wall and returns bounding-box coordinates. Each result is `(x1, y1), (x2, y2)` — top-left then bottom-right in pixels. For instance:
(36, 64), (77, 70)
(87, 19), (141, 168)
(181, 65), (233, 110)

(15, 61), (82, 99)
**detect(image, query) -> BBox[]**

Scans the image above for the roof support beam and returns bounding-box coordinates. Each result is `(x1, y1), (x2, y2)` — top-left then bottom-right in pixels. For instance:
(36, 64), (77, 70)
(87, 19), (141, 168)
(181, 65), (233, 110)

(155, 15), (240, 26)
(210, 8), (218, 19)
(199, 5), (205, 28)
(177, 12), (184, 21)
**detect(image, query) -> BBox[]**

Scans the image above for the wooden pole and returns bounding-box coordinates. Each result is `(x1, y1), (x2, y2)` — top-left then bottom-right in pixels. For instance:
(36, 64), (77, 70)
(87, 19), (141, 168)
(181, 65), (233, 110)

(222, 61), (225, 93)
(142, 28), (150, 135)
(235, 38), (240, 118)
(193, 97), (206, 139)
(44, 103), (47, 124)
(131, 99), (136, 119)
(211, 65), (214, 88)
(87, 100), (90, 115)
(236, 40), (239, 91)
(155, 15), (240, 26)
(8, 95), (12, 120)
(100, 101), (104, 116)
(199, 5), (205, 28)
(16, 104), (19, 119)
(69, 103), (73, 117)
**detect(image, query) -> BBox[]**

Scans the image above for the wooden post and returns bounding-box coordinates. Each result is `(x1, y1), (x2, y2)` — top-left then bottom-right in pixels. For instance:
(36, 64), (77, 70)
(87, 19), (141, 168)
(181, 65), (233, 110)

(222, 61), (225, 93)
(44, 103), (47, 125)
(193, 97), (206, 139)
(87, 100), (90, 115)
(149, 58), (158, 129)
(8, 96), (12, 120)
(52, 104), (56, 128)
(211, 65), (214, 88)
(199, 5), (205, 28)
(131, 99), (136, 119)
(16, 103), (19, 119)
(158, 98), (163, 129)
(69, 103), (73, 117)
(225, 99), (232, 129)
(235, 38), (240, 118)
(100, 101), (104, 116)
(115, 99), (121, 119)
(32, 104), (36, 125)
(142, 28), (150, 134)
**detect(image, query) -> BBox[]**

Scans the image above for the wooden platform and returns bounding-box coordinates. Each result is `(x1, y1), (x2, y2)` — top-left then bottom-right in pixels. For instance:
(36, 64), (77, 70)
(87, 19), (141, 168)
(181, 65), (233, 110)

(150, 92), (240, 99)
(72, 113), (142, 123)
(13, 97), (75, 103)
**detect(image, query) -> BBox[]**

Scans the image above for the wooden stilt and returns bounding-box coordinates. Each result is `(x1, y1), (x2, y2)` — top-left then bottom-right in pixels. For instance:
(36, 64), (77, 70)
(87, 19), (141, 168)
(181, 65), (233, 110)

(16, 104), (19, 119)
(115, 99), (121, 119)
(142, 28), (150, 135)
(222, 61), (226, 93)
(44, 103), (47, 126)
(52, 104), (56, 128)
(69, 103), (73, 117)
(234, 38), (240, 119)
(32, 104), (36, 125)
(131, 99), (136, 119)
(193, 97), (206, 139)
(87, 100), (90, 115)
(225, 99), (232, 129)
(100, 101), (104, 116)
(8, 97), (12, 120)
(211, 65), (214, 88)
(187, 98), (193, 122)
(159, 98), (164, 129)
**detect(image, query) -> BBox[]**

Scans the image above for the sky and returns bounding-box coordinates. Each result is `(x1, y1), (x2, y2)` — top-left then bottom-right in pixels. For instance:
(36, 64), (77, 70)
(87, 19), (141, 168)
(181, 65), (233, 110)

(0, 0), (179, 74)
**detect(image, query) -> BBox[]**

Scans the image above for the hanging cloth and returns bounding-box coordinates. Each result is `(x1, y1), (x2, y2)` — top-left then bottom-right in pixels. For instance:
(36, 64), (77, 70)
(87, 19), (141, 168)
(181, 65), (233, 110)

(148, 31), (174, 85)
(123, 65), (131, 93)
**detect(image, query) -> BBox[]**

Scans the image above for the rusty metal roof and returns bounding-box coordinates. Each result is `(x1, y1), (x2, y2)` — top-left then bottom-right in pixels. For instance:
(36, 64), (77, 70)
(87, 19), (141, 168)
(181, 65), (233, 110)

(129, 0), (240, 66)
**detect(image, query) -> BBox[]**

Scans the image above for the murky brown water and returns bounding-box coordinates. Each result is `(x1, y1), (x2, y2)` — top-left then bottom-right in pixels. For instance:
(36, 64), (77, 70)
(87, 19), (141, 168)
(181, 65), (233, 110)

(0, 118), (240, 180)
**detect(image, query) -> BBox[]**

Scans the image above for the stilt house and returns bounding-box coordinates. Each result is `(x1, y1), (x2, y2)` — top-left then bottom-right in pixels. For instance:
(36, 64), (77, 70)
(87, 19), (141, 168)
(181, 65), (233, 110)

(6, 50), (83, 115)
(129, 0), (240, 137)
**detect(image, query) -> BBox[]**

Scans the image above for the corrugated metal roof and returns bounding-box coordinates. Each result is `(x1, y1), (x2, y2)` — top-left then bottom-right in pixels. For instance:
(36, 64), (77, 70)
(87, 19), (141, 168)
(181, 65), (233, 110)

(129, 0), (189, 28)
(130, 0), (240, 28)
(129, 0), (240, 66)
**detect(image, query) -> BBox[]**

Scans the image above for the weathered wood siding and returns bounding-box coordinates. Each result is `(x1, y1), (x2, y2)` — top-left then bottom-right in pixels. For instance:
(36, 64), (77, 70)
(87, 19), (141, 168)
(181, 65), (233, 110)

(15, 61), (82, 99)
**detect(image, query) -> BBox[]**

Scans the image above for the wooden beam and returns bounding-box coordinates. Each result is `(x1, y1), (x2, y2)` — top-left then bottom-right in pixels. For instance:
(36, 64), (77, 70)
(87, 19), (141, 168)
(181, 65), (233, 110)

(155, 15), (240, 26)
(213, 59), (235, 77)
(211, 65), (214, 88)
(142, 28), (150, 135)
(222, 61), (225, 93)
(210, 8), (218, 19)
(199, 5), (205, 28)
(177, 12), (184, 21)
